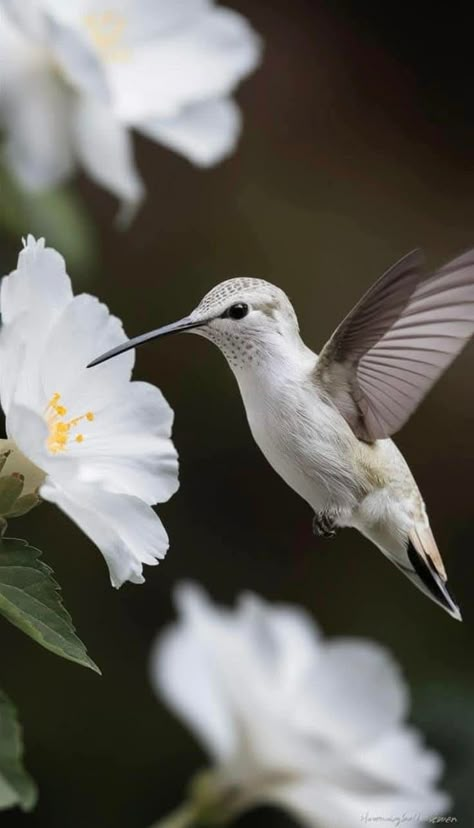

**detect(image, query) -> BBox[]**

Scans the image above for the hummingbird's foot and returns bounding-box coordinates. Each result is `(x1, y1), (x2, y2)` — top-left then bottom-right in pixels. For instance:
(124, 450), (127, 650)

(312, 510), (338, 539)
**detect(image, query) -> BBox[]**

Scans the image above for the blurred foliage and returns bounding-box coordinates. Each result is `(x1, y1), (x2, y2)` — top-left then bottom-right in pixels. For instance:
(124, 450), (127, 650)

(0, 691), (36, 812)
(0, 161), (98, 281)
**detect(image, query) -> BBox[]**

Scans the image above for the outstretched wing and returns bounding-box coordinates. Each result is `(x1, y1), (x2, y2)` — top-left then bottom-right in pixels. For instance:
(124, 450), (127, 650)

(315, 249), (474, 441)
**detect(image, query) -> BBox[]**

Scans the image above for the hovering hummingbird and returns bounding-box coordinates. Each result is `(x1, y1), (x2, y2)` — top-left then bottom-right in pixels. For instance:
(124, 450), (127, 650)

(89, 250), (474, 620)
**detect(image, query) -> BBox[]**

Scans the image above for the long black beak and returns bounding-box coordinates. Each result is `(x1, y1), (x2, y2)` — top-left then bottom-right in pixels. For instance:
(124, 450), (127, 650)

(87, 316), (203, 368)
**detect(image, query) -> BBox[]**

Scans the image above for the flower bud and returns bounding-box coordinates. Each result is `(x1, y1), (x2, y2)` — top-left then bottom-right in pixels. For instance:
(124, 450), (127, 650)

(0, 440), (45, 522)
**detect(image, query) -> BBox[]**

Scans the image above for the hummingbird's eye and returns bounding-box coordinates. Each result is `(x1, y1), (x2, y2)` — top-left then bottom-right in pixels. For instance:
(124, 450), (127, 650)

(223, 302), (249, 320)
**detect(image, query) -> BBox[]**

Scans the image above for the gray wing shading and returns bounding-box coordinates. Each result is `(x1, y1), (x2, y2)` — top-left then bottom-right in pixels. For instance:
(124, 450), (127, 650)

(315, 249), (474, 441)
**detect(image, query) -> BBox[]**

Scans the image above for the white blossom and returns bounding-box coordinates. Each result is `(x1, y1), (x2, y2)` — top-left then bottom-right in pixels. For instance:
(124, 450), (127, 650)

(151, 584), (450, 828)
(0, 236), (179, 587)
(0, 0), (261, 212)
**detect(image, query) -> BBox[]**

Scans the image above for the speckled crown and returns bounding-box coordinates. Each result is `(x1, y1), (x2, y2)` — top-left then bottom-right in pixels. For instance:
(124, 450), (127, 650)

(195, 277), (286, 315)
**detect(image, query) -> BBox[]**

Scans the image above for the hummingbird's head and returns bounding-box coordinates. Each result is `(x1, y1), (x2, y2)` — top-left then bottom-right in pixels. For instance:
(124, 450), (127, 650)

(187, 278), (300, 368)
(87, 278), (300, 371)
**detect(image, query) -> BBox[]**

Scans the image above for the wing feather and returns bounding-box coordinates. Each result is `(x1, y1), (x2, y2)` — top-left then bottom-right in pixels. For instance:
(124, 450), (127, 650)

(316, 249), (474, 440)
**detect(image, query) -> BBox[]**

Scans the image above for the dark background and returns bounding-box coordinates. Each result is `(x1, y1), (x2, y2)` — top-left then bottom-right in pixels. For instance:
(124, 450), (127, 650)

(1, 1), (473, 825)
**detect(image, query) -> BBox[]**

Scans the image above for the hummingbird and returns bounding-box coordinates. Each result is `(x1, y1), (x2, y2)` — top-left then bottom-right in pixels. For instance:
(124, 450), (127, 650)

(89, 249), (474, 620)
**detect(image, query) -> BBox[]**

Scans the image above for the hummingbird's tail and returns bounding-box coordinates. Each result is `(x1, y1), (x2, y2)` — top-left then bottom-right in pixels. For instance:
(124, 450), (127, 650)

(403, 525), (462, 621)
(360, 518), (462, 620)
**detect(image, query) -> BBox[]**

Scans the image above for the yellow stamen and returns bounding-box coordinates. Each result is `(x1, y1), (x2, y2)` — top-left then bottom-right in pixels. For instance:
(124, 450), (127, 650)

(45, 393), (94, 454)
(84, 11), (129, 62)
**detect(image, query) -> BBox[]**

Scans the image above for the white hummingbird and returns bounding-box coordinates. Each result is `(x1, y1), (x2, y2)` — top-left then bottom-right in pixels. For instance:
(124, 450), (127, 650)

(89, 250), (474, 620)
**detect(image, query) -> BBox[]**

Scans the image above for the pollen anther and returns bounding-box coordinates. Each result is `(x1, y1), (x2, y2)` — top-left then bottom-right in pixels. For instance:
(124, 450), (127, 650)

(45, 393), (94, 454)
(84, 11), (129, 62)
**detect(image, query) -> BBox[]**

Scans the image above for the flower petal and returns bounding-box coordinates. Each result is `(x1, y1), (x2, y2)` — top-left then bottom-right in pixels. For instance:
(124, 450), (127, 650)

(1, 50), (74, 190)
(0, 0), (47, 43)
(45, 13), (109, 101)
(42, 0), (212, 37)
(39, 292), (134, 413)
(0, 321), (28, 416)
(296, 639), (409, 748)
(158, 587), (326, 774)
(139, 97), (241, 167)
(1, 236), (72, 327)
(264, 725), (450, 825)
(107, 7), (262, 123)
(70, 381), (179, 504)
(158, 586), (320, 775)
(356, 727), (446, 794)
(152, 584), (239, 762)
(40, 479), (169, 587)
(0, 237), (74, 412)
(268, 778), (450, 828)
(71, 93), (144, 213)
(235, 593), (322, 701)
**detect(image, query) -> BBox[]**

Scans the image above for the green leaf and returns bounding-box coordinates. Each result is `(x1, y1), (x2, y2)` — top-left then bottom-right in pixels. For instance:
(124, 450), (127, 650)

(0, 689), (37, 812)
(0, 161), (99, 281)
(0, 537), (100, 674)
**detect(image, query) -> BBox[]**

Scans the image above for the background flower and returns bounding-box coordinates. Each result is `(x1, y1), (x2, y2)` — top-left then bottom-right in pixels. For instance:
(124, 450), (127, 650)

(0, 236), (179, 587)
(151, 584), (449, 828)
(0, 0), (262, 213)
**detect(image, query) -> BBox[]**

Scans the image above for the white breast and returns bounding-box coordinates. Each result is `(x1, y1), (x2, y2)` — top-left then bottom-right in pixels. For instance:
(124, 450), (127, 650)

(235, 364), (360, 513)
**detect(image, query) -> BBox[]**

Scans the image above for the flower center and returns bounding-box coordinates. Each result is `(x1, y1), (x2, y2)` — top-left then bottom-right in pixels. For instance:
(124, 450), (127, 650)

(45, 393), (94, 455)
(83, 10), (130, 62)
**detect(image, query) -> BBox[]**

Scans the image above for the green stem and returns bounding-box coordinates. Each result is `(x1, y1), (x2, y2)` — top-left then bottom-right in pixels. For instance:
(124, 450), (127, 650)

(148, 803), (200, 828)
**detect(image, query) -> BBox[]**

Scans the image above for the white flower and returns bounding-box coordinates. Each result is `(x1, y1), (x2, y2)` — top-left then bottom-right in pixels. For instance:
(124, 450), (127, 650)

(0, 0), (261, 211)
(0, 236), (179, 587)
(151, 584), (450, 828)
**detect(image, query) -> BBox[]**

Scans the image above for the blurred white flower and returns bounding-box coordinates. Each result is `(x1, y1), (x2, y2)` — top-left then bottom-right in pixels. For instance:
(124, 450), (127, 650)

(151, 584), (450, 828)
(0, 236), (179, 587)
(0, 0), (261, 212)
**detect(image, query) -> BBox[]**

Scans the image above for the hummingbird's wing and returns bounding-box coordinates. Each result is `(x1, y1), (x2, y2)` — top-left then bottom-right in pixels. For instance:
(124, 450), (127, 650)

(315, 249), (474, 441)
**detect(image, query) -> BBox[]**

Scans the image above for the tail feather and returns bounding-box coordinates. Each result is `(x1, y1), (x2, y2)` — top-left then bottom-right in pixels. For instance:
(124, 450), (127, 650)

(409, 524), (447, 580)
(404, 527), (461, 621)
(354, 510), (461, 619)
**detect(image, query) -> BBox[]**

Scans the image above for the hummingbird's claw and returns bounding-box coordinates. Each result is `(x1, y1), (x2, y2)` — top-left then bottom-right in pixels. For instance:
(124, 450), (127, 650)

(312, 511), (338, 539)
